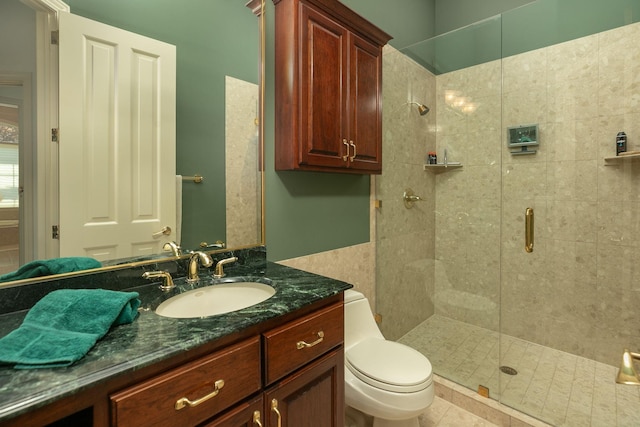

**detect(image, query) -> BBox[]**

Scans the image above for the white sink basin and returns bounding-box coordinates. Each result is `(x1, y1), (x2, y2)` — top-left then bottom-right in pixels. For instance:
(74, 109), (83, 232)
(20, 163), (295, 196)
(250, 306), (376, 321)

(155, 281), (275, 318)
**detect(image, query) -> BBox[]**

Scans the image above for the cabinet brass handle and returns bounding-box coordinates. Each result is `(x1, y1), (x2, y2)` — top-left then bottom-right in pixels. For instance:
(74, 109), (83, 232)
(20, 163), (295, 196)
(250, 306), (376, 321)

(174, 379), (224, 410)
(349, 140), (356, 162)
(342, 139), (349, 161)
(296, 331), (324, 349)
(525, 207), (534, 253)
(253, 410), (263, 427)
(271, 399), (282, 427)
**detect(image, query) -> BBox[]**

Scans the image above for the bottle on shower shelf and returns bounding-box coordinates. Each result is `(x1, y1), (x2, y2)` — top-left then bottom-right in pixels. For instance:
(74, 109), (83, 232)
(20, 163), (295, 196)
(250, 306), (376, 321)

(616, 131), (627, 156)
(427, 152), (437, 164)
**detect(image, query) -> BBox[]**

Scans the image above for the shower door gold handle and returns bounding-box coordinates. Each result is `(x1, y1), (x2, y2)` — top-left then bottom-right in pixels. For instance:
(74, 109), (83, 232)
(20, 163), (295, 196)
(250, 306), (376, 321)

(525, 208), (534, 253)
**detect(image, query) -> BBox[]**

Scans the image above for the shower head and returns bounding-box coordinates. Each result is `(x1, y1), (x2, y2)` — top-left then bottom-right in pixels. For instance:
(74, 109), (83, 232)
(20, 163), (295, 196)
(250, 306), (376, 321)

(407, 101), (430, 116)
(616, 349), (640, 385)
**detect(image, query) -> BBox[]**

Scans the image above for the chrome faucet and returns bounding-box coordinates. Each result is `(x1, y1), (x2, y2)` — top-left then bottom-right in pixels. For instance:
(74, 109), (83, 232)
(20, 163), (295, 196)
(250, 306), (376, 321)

(143, 271), (175, 291)
(187, 251), (213, 283)
(213, 256), (238, 279)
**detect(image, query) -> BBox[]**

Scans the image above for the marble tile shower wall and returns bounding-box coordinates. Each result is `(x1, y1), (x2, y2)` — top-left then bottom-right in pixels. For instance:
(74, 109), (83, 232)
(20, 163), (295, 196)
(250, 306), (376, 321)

(375, 46), (437, 340)
(436, 21), (640, 366)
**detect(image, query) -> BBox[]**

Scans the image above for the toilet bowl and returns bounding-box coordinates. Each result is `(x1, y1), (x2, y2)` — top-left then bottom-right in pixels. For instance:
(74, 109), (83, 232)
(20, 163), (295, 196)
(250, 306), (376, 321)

(344, 290), (434, 427)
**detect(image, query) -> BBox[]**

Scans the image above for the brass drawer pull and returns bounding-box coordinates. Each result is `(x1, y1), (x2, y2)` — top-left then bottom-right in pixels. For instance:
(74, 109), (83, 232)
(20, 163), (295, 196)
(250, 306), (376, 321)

(342, 139), (349, 161)
(253, 410), (263, 426)
(296, 331), (324, 349)
(349, 140), (356, 162)
(271, 399), (282, 427)
(174, 379), (225, 410)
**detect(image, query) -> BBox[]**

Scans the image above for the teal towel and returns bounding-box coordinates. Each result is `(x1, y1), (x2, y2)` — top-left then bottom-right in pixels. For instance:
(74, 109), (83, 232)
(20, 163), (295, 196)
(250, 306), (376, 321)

(0, 257), (102, 283)
(0, 289), (140, 369)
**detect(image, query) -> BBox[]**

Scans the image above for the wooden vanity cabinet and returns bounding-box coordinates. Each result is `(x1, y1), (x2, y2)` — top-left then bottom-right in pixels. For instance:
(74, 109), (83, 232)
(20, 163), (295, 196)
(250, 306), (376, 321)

(2, 296), (344, 427)
(273, 0), (391, 174)
(111, 299), (344, 427)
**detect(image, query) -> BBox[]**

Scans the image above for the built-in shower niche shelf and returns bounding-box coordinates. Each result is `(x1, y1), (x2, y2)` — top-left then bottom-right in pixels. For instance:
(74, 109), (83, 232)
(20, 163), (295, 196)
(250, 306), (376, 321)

(604, 153), (640, 164)
(423, 163), (462, 173)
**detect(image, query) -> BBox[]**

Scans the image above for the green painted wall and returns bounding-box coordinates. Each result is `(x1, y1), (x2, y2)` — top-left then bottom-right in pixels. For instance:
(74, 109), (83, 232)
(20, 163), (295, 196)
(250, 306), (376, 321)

(64, 0), (258, 251)
(341, 0), (436, 49)
(435, 0), (535, 35)
(409, 0), (640, 75)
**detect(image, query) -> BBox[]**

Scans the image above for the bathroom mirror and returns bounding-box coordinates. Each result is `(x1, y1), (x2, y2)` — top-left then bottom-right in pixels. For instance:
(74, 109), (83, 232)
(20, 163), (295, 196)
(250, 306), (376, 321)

(0, 0), (263, 286)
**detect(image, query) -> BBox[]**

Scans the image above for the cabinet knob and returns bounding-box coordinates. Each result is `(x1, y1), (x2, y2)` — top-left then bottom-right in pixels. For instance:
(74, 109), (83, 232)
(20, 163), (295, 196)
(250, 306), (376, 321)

(349, 140), (356, 162)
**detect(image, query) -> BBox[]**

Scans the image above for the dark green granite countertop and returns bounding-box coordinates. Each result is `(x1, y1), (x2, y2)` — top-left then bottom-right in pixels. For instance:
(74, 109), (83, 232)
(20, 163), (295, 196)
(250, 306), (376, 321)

(0, 260), (352, 422)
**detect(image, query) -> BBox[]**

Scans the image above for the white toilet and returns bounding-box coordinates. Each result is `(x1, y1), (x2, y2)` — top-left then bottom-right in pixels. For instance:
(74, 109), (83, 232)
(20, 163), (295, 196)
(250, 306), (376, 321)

(344, 289), (434, 427)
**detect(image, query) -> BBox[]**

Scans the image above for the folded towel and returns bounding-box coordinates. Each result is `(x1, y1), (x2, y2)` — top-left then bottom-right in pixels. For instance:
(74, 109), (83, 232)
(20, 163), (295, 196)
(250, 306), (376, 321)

(0, 289), (140, 369)
(0, 257), (102, 283)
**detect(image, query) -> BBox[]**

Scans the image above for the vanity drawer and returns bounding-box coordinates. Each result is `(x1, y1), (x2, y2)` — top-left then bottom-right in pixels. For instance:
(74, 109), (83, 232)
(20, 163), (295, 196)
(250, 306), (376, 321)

(110, 336), (261, 427)
(263, 301), (344, 385)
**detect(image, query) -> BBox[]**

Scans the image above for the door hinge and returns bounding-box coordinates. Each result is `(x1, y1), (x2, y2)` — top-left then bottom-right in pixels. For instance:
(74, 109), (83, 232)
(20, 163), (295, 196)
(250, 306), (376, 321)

(51, 30), (59, 45)
(52, 225), (60, 239)
(52, 128), (58, 142)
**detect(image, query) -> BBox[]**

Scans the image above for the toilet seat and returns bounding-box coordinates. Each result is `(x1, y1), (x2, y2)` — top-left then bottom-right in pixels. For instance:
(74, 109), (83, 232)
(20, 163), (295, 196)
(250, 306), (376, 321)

(346, 337), (432, 393)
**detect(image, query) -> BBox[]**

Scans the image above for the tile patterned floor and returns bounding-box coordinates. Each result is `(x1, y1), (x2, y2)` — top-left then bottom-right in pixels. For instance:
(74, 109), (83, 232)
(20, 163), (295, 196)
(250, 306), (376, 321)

(345, 397), (499, 427)
(398, 315), (640, 427)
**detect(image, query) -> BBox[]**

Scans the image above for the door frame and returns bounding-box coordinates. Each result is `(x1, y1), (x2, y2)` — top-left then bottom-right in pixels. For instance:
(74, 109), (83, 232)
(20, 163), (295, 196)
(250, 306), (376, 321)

(21, 0), (69, 259)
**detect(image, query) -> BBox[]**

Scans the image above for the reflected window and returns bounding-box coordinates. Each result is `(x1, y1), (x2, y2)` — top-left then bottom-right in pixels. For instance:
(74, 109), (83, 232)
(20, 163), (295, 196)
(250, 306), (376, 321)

(0, 109), (19, 209)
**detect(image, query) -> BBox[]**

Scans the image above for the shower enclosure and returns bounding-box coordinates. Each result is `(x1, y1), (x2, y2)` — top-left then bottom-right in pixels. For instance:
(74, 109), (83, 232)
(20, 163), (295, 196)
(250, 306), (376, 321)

(376, 0), (640, 425)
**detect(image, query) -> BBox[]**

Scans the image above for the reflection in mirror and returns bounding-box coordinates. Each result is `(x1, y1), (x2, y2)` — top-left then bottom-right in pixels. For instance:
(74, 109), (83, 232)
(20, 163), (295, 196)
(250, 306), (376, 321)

(0, 0), (263, 286)
(0, 95), (20, 275)
(225, 76), (261, 248)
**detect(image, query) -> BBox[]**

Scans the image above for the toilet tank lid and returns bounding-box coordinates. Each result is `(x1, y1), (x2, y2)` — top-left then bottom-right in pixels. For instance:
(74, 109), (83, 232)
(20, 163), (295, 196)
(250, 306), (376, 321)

(344, 289), (365, 303)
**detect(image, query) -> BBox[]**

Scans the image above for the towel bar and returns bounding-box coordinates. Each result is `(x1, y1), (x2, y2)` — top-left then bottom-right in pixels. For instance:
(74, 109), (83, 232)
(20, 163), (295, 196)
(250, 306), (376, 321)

(182, 175), (204, 183)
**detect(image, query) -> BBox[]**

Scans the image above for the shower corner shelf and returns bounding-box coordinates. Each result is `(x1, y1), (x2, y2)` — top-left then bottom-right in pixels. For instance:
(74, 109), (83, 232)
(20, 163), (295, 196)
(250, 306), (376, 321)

(423, 163), (462, 173)
(604, 153), (640, 164)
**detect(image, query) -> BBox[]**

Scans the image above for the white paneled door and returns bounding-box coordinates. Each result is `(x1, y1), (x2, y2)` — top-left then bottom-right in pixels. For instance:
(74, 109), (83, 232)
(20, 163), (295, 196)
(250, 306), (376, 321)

(58, 12), (176, 260)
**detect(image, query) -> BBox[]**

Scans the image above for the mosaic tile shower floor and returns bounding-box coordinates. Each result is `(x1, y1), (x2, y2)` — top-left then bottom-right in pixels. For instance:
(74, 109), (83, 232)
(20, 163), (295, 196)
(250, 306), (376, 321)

(398, 315), (640, 427)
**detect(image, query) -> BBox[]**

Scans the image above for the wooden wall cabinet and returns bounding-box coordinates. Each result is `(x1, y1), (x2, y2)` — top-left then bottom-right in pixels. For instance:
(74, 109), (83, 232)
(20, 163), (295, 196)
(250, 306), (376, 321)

(273, 0), (392, 174)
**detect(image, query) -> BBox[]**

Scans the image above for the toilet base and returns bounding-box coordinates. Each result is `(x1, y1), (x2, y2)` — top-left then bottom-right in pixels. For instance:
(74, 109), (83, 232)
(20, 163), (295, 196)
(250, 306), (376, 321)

(345, 406), (372, 427)
(373, 417), (419, 427)
(345, 406), (419, 427)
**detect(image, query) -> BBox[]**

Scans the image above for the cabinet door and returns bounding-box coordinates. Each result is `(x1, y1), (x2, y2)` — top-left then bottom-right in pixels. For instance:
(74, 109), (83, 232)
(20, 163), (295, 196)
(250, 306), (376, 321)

(264, 349), (344, 427)
(201, 395), (264, 427)
(348, 33), (383, 173)
(299, 4), (350, 169)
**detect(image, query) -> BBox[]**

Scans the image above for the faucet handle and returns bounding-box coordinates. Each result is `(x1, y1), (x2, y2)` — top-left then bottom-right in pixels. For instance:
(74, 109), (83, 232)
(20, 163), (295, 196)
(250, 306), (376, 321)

(143, 271), (175, 291)
(213, 256), (238, 279)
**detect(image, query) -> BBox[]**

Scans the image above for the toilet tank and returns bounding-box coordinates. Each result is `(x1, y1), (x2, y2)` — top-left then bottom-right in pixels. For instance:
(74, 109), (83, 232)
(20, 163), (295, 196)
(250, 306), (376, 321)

(344, 290), (384, 350)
